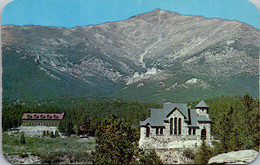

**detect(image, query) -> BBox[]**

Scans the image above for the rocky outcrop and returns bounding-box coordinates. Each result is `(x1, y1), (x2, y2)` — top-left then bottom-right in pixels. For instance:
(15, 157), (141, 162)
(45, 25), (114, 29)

(208, 150), (258, 164)
(5, 154), (41, 164)
(156, 148), (194, 164)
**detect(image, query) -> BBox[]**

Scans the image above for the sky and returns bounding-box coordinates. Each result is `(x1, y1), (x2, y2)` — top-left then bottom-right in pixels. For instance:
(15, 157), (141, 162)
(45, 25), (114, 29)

(2, 0), (259, 29)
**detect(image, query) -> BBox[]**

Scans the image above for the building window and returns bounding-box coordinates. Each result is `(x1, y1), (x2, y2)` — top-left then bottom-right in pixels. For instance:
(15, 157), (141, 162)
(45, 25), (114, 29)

(156, 128), (159, 135)
(178, 118), (181, 135)
(193, 129), (196, 135)
(160, 128), (163, 135)
(174, 117), (177, 135)
(189, 128), (191, 135)
(170, 118), (173, 135)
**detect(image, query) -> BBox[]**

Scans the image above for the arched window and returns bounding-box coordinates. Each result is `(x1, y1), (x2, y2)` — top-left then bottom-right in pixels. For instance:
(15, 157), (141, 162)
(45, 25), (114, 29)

(174, 117), (177, 135)
(170, 118), (173, 135)
(178, 118), (181, 135)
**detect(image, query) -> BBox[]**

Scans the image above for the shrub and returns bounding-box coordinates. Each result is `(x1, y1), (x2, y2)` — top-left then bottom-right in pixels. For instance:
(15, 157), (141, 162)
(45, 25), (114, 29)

(42, 131), (46, 137)
(40, 152), (62, 164)
(19, 153), (28, 158)
(50, 131), (54, 138)
(183, 148), (195, 159)
(55, 130), (59, 137)
(138, 149), (163, 164)
(194, 140), (213, 165)
(74, 151), (91, 163)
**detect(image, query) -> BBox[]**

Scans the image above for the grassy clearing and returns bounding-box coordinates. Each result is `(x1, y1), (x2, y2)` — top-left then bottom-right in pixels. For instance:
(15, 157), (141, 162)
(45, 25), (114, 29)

(2, 132), (95, 163)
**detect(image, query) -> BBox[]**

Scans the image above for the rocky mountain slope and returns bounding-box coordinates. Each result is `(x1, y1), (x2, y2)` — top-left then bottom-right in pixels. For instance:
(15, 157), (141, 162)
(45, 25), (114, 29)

(2, 9), (259, 103)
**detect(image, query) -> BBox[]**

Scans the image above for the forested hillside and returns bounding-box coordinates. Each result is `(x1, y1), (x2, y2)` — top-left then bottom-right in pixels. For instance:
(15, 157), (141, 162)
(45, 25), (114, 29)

(3, 94), (259, 152)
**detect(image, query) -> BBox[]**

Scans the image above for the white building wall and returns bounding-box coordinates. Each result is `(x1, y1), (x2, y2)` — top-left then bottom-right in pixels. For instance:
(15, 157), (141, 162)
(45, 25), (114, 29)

(198, 123), (211, 143)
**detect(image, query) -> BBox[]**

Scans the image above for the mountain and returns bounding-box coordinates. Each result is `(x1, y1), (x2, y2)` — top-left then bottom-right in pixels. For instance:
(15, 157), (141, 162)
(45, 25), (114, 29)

(2, 9), (259, 103)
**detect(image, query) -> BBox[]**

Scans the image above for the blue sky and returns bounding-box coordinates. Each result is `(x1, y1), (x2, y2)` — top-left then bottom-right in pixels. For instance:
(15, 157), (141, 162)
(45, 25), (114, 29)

(2, 0), (259, 28)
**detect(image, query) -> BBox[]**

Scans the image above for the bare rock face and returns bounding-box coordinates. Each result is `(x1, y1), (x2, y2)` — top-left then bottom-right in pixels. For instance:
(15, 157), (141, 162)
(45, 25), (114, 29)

(208, 150), (259, 164)
(156, 148), (194, 164)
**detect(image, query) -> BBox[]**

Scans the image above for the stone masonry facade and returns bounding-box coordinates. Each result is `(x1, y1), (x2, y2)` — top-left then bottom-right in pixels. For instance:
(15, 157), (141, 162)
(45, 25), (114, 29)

(139, 100), (212, 149)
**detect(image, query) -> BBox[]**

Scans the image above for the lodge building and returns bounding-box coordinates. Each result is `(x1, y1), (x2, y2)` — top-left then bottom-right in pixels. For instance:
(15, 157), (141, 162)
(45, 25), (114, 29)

(21, 113), (65, 127)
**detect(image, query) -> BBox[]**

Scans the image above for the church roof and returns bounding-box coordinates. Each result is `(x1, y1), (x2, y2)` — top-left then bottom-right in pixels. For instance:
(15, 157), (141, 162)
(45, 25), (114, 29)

(140, 101), (211, 127)
(188, 109), (211, 127)
(163, 103), (189, 121)
(195, 100), (210, 108)
(22, 113), (65, 120)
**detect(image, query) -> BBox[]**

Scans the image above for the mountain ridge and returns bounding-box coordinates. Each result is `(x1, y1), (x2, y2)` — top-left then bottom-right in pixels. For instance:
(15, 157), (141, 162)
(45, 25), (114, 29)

(2, 9), (259, 103)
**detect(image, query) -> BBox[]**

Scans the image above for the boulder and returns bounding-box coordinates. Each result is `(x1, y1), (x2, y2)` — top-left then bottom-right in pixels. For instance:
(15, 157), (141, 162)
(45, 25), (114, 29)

(208, 150), (258, 164)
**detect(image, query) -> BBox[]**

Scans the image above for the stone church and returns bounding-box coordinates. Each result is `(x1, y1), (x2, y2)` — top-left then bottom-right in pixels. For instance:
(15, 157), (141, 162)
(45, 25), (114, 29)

(139, 100), (212, 149)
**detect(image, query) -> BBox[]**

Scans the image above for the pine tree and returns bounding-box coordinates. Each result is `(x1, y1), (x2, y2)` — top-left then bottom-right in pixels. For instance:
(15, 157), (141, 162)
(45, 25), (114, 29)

(91, 114), (138, 164)
(20, 133), (26, 144)
(91, 114), (162, 164)
(216, 105), (234, 152)
(238, 94), (259, 150)
(194, 140), (213, 165)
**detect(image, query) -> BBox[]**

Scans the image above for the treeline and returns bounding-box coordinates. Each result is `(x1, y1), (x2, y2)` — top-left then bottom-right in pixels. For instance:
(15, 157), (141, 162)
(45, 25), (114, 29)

(3, 94), (259, 153)
(207, 94), (259, 152)
(2, 99), (161, 136)
(189, 94), (259, 164)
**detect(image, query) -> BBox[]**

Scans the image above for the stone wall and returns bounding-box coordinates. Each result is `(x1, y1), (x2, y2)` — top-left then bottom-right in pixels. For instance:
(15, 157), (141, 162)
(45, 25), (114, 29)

(164, 110), (188, 136)
(139, 134), (203, 149)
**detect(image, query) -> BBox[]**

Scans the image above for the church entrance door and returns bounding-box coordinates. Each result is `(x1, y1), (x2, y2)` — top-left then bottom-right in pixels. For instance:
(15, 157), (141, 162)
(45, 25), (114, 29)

(201, 129), (206, 140)
(146, 126), (150, 137)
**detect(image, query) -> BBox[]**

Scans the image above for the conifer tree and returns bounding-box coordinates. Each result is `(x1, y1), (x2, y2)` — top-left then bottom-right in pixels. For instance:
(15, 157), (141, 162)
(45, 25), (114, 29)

(20, 133), (26, 144)
(91, 114), (162, 164)
(194, 140), (212, 165)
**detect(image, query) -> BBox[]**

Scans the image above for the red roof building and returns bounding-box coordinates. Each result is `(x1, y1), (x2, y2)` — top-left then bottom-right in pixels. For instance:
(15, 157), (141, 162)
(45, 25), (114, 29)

(21, 113), (65, 127)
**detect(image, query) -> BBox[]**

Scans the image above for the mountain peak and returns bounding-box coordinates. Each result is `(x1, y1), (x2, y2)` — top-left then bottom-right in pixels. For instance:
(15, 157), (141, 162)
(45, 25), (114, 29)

(153, 8), (163, 13)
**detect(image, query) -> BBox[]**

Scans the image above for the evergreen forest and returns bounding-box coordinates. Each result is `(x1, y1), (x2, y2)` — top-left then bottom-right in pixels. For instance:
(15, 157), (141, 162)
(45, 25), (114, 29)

(2, 94), (259, 164)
